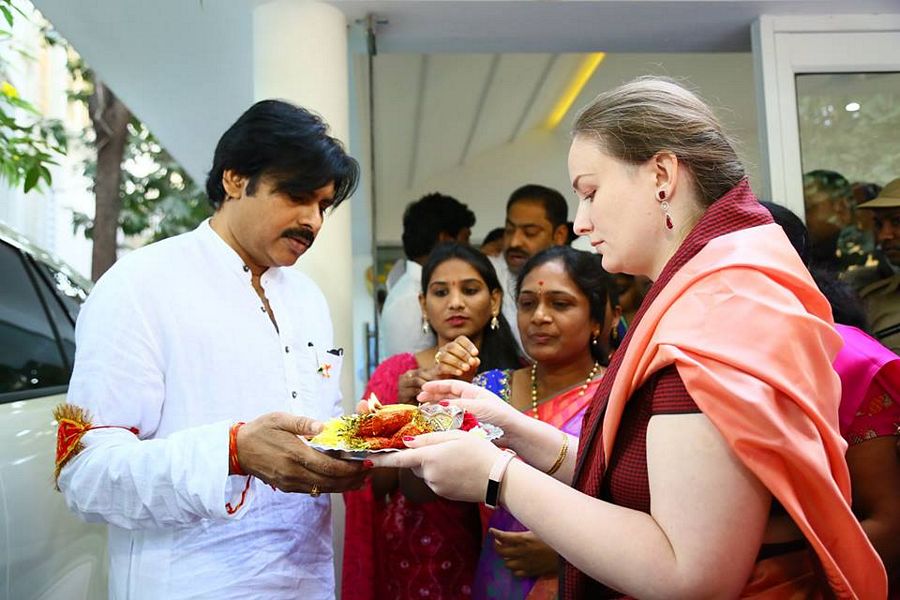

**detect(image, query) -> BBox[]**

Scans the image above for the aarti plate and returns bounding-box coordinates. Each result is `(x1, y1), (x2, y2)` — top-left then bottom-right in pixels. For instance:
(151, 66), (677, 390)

(305, 404), (504, 461)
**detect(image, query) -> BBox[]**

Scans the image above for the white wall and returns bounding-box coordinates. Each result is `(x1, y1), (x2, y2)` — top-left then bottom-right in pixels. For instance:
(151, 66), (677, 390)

(381, 127), (575, 244)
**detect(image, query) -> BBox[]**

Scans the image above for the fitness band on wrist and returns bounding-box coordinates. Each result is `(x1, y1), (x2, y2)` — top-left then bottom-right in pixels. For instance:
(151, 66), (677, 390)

(485, 449), (517, 509)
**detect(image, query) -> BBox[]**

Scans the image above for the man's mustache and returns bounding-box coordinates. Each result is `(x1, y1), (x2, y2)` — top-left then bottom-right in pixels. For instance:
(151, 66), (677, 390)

(282, 228), (316, 246)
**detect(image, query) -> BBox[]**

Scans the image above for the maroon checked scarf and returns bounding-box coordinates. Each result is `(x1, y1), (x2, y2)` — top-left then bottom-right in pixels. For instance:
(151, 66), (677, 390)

(561, 179), (773, 598)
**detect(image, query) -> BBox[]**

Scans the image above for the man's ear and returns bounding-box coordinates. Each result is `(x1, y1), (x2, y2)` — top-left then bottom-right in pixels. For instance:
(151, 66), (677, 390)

(222, 169), (248, 201)
(552, 224), (569, 246)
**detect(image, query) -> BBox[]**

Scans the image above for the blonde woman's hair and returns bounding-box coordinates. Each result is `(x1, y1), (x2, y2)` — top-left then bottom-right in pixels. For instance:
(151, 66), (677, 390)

(572, 76), (745, 207)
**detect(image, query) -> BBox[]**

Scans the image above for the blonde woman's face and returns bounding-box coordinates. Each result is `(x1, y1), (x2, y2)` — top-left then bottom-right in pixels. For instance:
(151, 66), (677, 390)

(569, 137), (661, 278)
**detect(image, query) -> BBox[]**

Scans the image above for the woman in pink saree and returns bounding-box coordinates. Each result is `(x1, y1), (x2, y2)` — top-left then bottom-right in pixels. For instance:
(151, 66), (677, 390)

(342, 243), (520, 600)
(836, 324), (900, 592)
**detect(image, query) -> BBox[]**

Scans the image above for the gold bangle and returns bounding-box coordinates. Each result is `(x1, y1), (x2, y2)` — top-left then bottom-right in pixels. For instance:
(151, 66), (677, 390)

(546, 432), (569, 476)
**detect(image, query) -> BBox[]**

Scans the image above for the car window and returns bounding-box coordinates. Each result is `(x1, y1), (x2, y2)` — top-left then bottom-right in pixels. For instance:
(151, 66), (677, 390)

(0, 242), (69, 396)
(30, 261), (87, 323)
(27, 258), (77, 368)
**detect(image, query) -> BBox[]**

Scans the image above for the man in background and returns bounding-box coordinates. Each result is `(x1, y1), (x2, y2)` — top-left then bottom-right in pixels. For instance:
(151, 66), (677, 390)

(491, 184), (569, 349)
(380, 192), (475, 358)
(852, 178), (900, 352)
(480, 227), (505, 257)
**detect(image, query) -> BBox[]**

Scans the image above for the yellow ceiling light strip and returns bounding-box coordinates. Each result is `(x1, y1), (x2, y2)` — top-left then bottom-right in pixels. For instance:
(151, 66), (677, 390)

(543, 52), (606, 130)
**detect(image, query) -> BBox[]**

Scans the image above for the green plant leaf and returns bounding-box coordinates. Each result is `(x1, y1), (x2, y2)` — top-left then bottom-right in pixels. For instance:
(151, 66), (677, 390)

(23, 164), (40, 192)
(0, 5), (13, 28)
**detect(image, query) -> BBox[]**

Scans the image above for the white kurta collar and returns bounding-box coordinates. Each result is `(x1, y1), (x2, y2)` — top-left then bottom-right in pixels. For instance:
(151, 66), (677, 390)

(198, 218), (284, 286)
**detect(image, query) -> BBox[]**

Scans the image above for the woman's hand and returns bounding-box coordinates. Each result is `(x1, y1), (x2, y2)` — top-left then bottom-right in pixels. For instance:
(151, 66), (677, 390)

(433, 335), (481, 382)
(393, 335), (481, 406)
(396, 368), (435, 405)
(489, 528), (559, 578)
(417, 379), (532, 449)
(367, 430), (502, 503)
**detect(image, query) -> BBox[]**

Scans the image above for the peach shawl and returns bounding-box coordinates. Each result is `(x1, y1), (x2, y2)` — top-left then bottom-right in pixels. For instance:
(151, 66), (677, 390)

(602, 223), (886, 598)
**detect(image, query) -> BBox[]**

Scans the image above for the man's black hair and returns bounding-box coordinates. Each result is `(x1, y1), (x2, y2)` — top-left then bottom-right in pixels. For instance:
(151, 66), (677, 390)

(760, 201), (810, 265)
(482, 227), (505, 246)
(506, 184), (568, 230)
(565, 222), (578, 245)
(401, 193), (475, 261)
(205, 100), (359, 210)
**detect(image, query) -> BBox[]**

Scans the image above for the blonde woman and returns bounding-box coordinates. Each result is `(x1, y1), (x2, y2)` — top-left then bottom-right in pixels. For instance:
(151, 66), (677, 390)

(371, 78), (886, 598)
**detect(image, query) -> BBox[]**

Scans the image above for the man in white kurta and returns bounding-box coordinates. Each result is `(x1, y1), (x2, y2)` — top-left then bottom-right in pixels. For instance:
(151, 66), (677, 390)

(58, 100), (365, 599)
(380, 259), (434, 356)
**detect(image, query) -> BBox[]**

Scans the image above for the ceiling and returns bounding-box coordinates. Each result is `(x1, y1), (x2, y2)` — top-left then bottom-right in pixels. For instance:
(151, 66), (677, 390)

(370, 50), (764, 243)
(341, 1), (900, 53)
(372, 52), (583, 196)
(370, 50), (765, 195)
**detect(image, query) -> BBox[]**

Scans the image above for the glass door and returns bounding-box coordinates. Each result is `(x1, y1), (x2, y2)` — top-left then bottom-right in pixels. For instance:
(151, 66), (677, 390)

(796, 72), (900, 271)
(754, 15), (900, 349)
(753, 14), (900, 229)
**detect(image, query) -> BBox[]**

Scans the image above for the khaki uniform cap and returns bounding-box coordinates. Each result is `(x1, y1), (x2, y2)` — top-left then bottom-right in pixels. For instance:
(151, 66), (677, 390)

(858, 178), (900, 209)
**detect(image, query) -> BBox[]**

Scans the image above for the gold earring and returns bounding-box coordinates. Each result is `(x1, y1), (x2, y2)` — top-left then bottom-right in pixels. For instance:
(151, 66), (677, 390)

(490, 315), (499, 331)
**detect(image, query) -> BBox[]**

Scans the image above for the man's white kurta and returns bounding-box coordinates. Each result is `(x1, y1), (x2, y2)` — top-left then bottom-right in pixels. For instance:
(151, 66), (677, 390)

(488, 254), (524, 352)
(59, 220), (343, 599)
(379, 260), (435, 357)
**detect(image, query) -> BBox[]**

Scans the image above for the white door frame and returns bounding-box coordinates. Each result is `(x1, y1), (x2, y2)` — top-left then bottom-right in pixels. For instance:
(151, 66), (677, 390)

(752, 14), (900, 218)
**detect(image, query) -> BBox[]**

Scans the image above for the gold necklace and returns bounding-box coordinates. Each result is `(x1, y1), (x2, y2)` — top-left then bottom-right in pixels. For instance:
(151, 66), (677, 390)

(530, 361), (600, 419)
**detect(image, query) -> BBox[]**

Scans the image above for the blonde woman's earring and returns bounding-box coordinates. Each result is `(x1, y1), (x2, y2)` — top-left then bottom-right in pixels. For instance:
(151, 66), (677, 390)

(658, 190), (674, 230)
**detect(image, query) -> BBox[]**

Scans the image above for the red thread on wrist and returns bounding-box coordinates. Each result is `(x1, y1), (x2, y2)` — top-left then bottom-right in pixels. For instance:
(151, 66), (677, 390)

(229, 422), (246, 476)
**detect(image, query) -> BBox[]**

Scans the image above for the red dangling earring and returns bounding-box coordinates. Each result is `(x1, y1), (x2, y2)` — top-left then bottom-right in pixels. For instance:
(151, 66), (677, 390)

(658, 190), (673, 230)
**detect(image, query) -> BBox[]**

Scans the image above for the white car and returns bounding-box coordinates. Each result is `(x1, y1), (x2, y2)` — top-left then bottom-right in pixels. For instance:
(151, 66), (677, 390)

(0, 222), (107, 600)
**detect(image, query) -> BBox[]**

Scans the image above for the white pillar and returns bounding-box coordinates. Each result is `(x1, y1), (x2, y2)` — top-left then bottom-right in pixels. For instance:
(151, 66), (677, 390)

(253, 2), (354, 593)
(253, 0), (355, 404)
